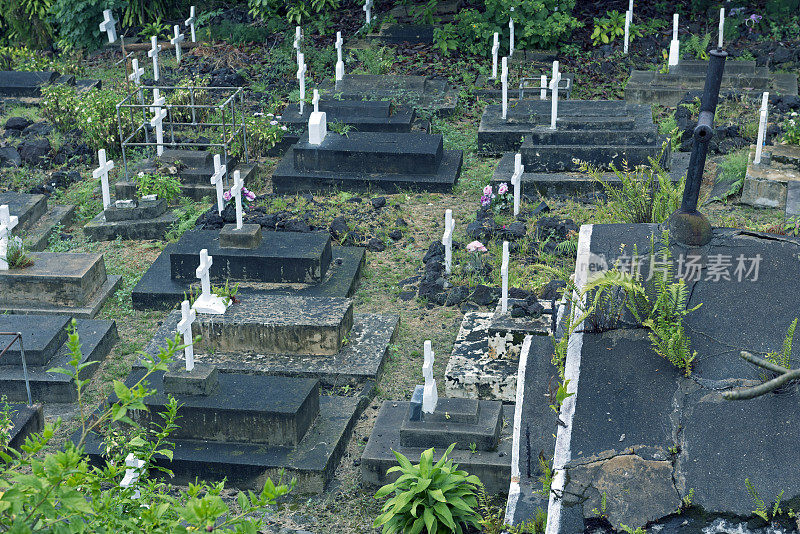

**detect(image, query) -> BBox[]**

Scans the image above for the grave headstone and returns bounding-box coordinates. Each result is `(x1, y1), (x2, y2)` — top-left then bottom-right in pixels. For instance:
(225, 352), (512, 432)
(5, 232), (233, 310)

(500, 241), (509, 314)
(668, 14), (680, 67)
(0, 71), (59, 98)
(511, 153), (523, 216)
(150, 101), (166, 157)
(364, 0), (373, 25)
(148, 36), (161, 82)
(210, 154), (226, 214)
(297, 53), (307, 114)
(218, 171), (263, 249)
(335, 31), (345, 81)
(312, 89), (320, 113)
(540, 75), (547, 100)
(508, 15), (514, 57)
(491, 33), (499, 79)
(623, 2), (632, 55)
(177, 300), (197, 371)
(308, 110), (327, 145)
(0, 205), (19, 271)
(294, 26), (303, 66)
(549, 61), (561, 130)
(441, 210), (454, 275)
(120, 454), (146, 498)
(753, 91), (769, 165)
(128, 59), (144, 86)
(171, 25), (185, 64)
(185, 6), (197, 43)
(718, 7), (725, 49)
(422, 340), (437, 413)
(92, 149), (114, 210)
(99, 9), (117, 43)
(501, 56), (508, 120)
(191, 249), (229, 314)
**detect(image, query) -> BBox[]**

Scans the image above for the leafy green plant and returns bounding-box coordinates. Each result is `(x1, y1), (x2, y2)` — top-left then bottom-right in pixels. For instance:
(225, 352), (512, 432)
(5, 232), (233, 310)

(591, 10), (626, 46)
(477, 483), (546, 533)
(249, 0), (339, 24)
(329, 119), (354, 137)
(549, 378), (574, 415)
(137, 173), (183, 204)
(0, 397), (12, 450)
(0, 0), (53, 48)
(139, 19), (170, 40)
(237, 114), (287, 157)
(212, 279), (241, 304)
(681, 33), (711, 60)
(2, 236), (34, 269)
(746, 478), (784, 522)
(433, 23), (459, 57)
(49, 0), (125, 52)
(535, 455), (553, 499)
(782, 112), (800, 145)
(410, 0), (438, 24)
(620, 525), (647, 534)
(761, 319), (796, 381)
(373, 444), (482, 533)
(354, 46), (396, 75)
(122, 0), (170, 27)
(715, 149), (749, 200)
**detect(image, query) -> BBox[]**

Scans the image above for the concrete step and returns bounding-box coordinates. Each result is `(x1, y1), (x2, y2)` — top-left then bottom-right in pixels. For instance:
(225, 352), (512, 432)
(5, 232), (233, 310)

(670, 59), (758, 76)
(25, 204), (75, 251)
(523, 127), (661, 146)
(158, 148), (213, 168)
(520, 143), (665, 172)
(180, 163), (256, 198)
(0, 191), (47, 232)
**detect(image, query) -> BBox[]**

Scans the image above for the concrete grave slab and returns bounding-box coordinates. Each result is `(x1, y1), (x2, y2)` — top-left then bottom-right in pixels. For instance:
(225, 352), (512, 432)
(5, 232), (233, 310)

(321, 74), (459, 116)
(0, 192), (75, 251)
(741, 144), (800, 211)
(0, 316), (118, 402)
(84, 198), (177, 241)
(5, 403), (43, 451)
(0, 71), (59, 97)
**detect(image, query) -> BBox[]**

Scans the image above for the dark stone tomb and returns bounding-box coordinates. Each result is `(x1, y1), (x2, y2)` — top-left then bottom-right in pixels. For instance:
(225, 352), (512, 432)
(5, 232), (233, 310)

(0, 191), (75, 251)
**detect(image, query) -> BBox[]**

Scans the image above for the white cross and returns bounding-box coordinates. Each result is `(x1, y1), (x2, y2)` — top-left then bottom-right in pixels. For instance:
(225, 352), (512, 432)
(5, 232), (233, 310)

(422, 340), (437, 414)
(177, 300), (197, 371)
(185, 6), (197, 43)
(171, 26), (185, 64)
(512, 153), (524, 216)
(501, 241), (509, 314)
(128, 58), (144, 86)
(150, 105), (167, 157)
(549, 61), (561, 130)
(312, 89), (320, 113)
(363, 0), (373, 25)
(668, 13), (680, 67)
(211, 154), (226, 214)
(148, 36), (161, 82)
(509, 16), (515, 57)
(718, 7), (725, 49)
(623, 10), (631, 55)
(754, 92), (770, 165)
(99, 10), (117, 43)
(491, 33), (499, 79)
(501, 56), (508, 120)
(150, 88), (165, 112)
(335, 31), (345, 81)
(540, 74), (547, 100)
(231, 171), (244, 230)
(441, 209), (455, 275)
(294, 26), (303, 66)
(193, 248), (228, 314)
(93, 149), (114, 210)
(120, 453), (146, 498)
(0, 205), (19, 271)
(297, 54), (307, 115)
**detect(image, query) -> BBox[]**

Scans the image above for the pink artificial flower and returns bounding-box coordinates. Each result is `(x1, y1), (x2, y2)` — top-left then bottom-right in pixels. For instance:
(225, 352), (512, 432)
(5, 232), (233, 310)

(466, 241), (488, 252)
(223, 191), (232, 201)
(480, 195), (491, 207)
(483, 184), (493, 196)
(243, 188), (256, 201)
(498, 183), (508, 195)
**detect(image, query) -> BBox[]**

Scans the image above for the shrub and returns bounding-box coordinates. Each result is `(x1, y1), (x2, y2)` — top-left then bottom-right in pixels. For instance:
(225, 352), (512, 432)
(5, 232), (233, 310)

(715, 149), (749, 200)
(137, 173), (183, 204)
(240, 115), (287, 157)
(2, 236), (34, 269)
(373, 444), (482, 534)
(0, 0), (54, 49)
(49, 0), (126, 52)
(782, 111), (800, 145)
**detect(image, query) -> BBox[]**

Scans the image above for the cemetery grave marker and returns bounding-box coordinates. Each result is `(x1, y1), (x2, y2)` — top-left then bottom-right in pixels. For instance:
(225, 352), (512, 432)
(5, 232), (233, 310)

(668, 14), (680, 67)
(327, 74), (459, 116)
(92, 149), (114, 210)
(363, 0), (373, 25)
(150, 98), (166, 157)
(171, 26), (185, 64)
(312, 89), (320, 113)
(0, 192), (75, 252)
(218, 171), (264, 249)
(308, 110), (327, 146)
(0, 205), (19, 271)
(120, 454), (146, 498)
(421, 340), (437, 414)
(491, 32), (499, 79)
(718, 7), (725, 49)
(99, 9), (117, 43)
(500, 241), (509, 314)
(294, 26), (303, 66)
(501, 56), (508, 120)
(753, 91), (769, 165)
(335, 31), (345, 81)
(128, 59), (144, 86)
(441, 210), (454, 275)
(191, 249), (229, 314)
(511, 153), (523, 216)
(549, 61), (561, 130)
(623, 0), (632, 54)
(297, 53), (307, 114)
(148, 36), (161, 82)
(185, 6), (197, 43)
(508, 15), (514, 57)
(177, 300), (197, 370)
(210, 154), (227, 214)
(3, 402), (43, 452)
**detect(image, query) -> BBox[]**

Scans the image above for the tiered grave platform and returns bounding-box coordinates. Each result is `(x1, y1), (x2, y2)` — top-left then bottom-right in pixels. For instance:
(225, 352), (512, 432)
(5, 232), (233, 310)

(323, 74), (459, 116)
(0, 252), (122, 317)
(83, 197), (177, 241)
(0, 70), (100, 98)
(0, 191), (75, 251)
(626, 60), (798, 106)
(0, 315), (118, 402)
(272, 131), (462, 193)
(5, 404), (43, 451)
(741, 144), (800, 214)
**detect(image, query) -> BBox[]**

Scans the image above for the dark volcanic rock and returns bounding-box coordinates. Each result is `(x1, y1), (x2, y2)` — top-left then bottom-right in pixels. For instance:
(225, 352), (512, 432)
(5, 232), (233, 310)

(445, 286), (470, 306)
(470, 284), (500, 306)
(22, 121), (53, 137)
(0, 146), (21, 167)
(536, 217), (578, 242)
(540, 279), (567, 300)
(367, 237), (386, 252)
(18, 138), (51, 165)
(371, 196), (387, 209)
(388, 229), (403, 241)
(4, 117), (32, 131)
(330, 216), (348, 238)
(423, 242), (445, 263)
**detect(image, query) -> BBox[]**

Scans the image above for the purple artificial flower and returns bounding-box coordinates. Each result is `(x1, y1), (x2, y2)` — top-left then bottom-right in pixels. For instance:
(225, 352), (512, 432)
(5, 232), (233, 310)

(748, 14), (762, 23)
(483, 184), (493, 196)
(480, 195), (491, 207)
(498, 183), (508, 195)
(223, 191), (232, 201)
(242, 187), (256, 202)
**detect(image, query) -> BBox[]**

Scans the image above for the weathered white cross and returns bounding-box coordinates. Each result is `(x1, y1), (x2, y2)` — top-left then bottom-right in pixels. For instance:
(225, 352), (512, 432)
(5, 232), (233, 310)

(120, 453), (146, 499)
(148, 36), (161, 82)
(294, 26), (303, 66)
(491, 32), (499, 79)
(335, 31), (345, 81)
(171, 26), (185, 64)
(623, 0), (633, 55)
(441, 209), (455, 275)
(93, 149), (114, 210)
(128, 58), (144, 86)
(99, 10), (117, 43)
(754, 92), (770, 165)
(150, 105), (167, 157)
(363, 0), (373, 25)
(231, 171), (244, 230)
(0, 205), (19, 271)
(508, 15), (515, 57)
(422, 340), (437, 414)
(718, 7), (725, 49)
(668, 13), (680, 67)
(211, 154), (226, 214)
(297, 53), (307, 114)
(512, 153), (524, 216)
(177, 300), (197, 371)
(501, 56), (508, 120)
(549, 61), (561, 130)
(185, 6), (197, 43)
(540, 74), (547, 100)
(193, 248), (228, 314)
(501, 241), (509, 314)
(312, 89), (320, 113)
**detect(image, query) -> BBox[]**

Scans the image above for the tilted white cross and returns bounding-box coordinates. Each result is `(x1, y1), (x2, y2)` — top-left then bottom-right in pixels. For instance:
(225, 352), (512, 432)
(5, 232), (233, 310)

(93, 149), (114, 210)
(509, 16), (515, 57)
(177, 300), (197, 371)
(718, 7), (725, 49)
(540, 74), (547, 100)
(501, 56), (508, 120)
(99, 10), (117, 43)
(297, 53), (307, 115)
(185, 6), (197, 43)
(549, 61), (561, 130)
(422, 340), (437, 414)
(148, 36), (161, 82)
(441, 209), (455, 275)
(754, 92), (770, 165)
(0, 205), (19, 271)
(312, 89), (320, 113)
(120, 453), (146, 498)
(668, 14), (680, 67)
(211, 154), (226, 214)
(128, 58), (144, 86)
(512, 153), (524, 216)
(491, 33), (499, 79)
(171, 25), (185, 64)
(363, 0), (373, 25)
(294, 26), (303, 66)
(150, 105), (167, 157)
(231, 171), (244, 230)
(335, 31), (345, 81)
(501, 241), (509, 314)
(192, 248), (228, 314)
